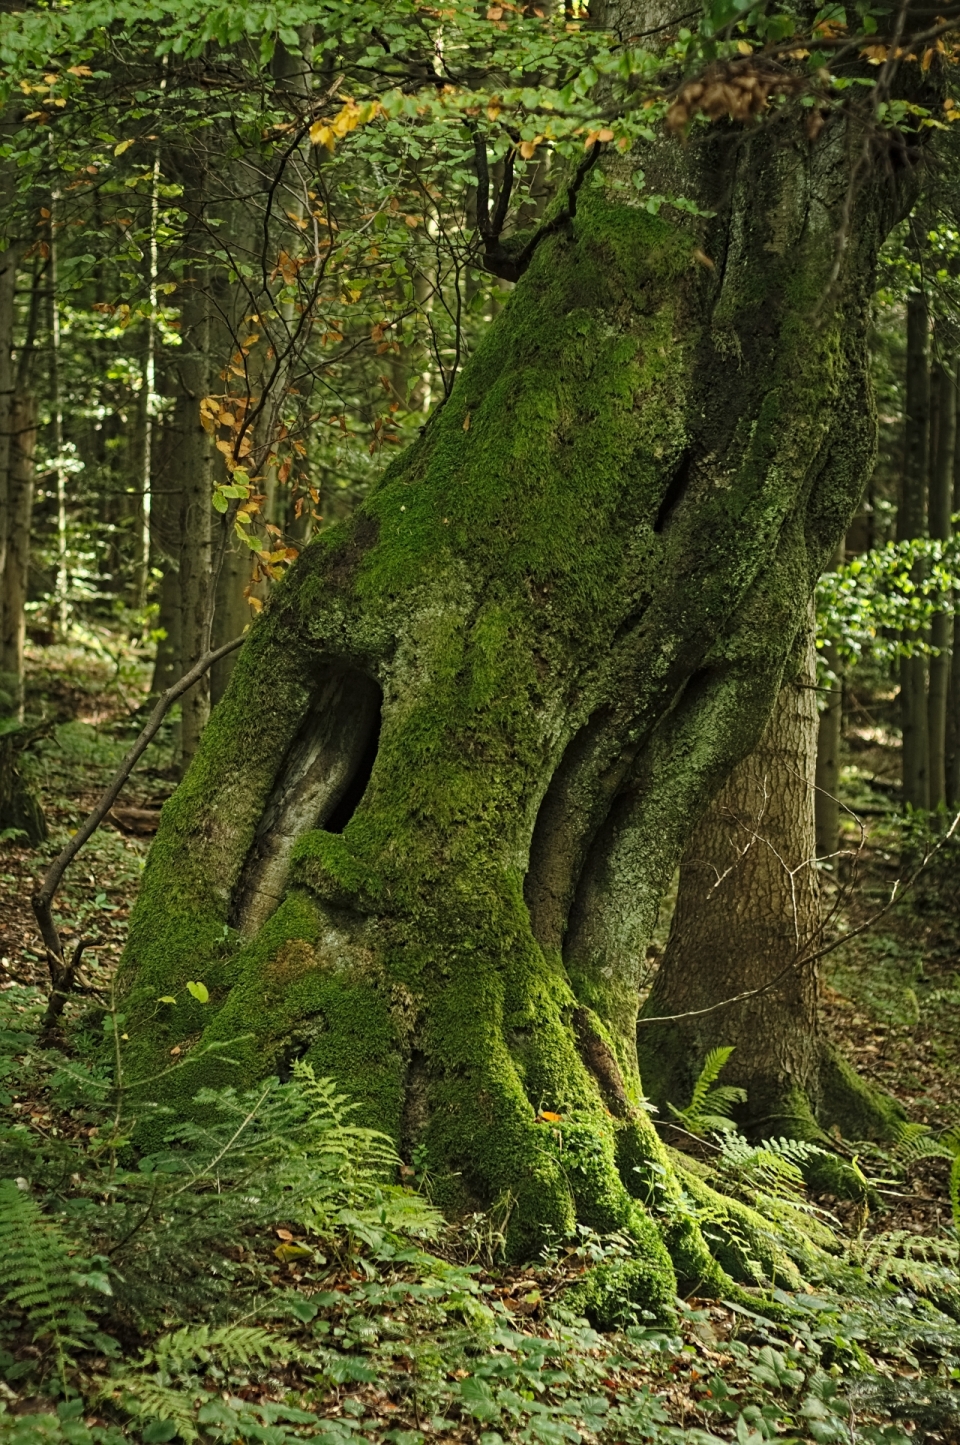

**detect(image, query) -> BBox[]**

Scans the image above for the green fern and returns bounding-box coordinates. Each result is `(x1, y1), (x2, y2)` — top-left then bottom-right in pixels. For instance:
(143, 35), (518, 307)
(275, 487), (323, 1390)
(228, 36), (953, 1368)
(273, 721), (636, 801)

(103, 1374), (200, 1443)
(668, 1046), (747, 1136)
(105, 1323), (297, 1441)
(0, 1180), (94, 1382)
(714, 1133), (828, 1202)
(951, 1152), (960, 1234)
(892, 1120), (957, 1163)
(143, 1322), (295, 1373)
(855, 1230), (960, 1305)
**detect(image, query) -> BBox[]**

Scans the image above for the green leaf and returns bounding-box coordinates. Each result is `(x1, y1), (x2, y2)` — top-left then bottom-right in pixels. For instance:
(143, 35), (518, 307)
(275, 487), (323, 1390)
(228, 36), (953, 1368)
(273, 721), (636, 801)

(157, 995), (176, 1004)
(186, 981), (209, 1004)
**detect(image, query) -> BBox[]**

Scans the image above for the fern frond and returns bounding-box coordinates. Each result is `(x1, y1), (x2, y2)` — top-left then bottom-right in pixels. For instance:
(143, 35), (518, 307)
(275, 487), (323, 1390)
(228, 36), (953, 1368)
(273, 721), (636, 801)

(668, 1047), (747, 1136)
(144, 1322), (294, 1373)
(857, 1230), (960, 1303)
(105, 1374), (199, 1443)
(951, 1153), (960, 1234)
(892, 1121), (956, 1163)
(689, 1047), (735, 1113)
(0, 1180), (93, 1379)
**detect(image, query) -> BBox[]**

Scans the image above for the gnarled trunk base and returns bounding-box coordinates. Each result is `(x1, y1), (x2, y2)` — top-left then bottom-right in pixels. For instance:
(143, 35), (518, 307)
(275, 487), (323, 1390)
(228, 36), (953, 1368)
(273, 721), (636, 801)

(116, 110), (908, 1310)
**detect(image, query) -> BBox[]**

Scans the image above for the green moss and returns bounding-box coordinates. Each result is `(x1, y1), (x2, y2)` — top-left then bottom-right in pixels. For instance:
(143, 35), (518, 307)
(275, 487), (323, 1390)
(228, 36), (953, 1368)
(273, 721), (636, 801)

(817, 1040), (906, 1144)
(564, 1250), (677, 1329)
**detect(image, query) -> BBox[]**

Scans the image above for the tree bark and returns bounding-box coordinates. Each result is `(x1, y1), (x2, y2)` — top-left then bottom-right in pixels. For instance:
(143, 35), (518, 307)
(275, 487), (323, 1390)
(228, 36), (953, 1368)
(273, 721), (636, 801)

(948, 411), (960, 806)
(899, 289), (930, 811)
(814, 546), (844, 859)
(118, 71), (915, 1305)
(637, 616), (901, 1144)
(0, 392), (37, 719)
(0, 238), (17, 716)
(148, 405), (184, 701)
(927, 352), (956, 811)
(639, 621), (821, 1128)
(172, 280), (214, 767)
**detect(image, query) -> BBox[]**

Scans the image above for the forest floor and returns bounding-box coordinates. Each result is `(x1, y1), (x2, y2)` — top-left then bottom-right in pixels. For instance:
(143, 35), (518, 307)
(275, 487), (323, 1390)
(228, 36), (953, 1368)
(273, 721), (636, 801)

(1, 644), (959, 1444)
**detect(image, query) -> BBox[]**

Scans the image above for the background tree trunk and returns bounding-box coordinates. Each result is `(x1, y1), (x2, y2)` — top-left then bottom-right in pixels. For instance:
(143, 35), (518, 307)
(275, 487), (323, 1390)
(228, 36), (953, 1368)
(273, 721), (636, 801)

(0, 392), (37, 721)
(638, 616), (900, 1143)
(173, 280), (214, 767)
(0, 237), (17, 716)
(148, 384), (184, 701)
(899, 289), (930, 811)
(118, 95), (914, 1296)
(927, 352), (956, 811)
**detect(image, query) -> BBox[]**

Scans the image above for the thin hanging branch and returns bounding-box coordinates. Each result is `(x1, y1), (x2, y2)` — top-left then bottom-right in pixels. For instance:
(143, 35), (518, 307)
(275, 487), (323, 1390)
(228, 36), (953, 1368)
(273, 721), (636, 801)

(32, 634), (245, 1036)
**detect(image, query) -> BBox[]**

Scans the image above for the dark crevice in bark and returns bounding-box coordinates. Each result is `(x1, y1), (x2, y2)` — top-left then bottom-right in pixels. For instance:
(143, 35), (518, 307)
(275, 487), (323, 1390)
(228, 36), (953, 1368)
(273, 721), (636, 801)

(523, 705), (636, 951)
(400, 1049), (430, 1162)
(573, 1007), (630, 1117)
(653, 450), (692, 534)
(324, 706), (381, 834)
(231, 664), (382, 933)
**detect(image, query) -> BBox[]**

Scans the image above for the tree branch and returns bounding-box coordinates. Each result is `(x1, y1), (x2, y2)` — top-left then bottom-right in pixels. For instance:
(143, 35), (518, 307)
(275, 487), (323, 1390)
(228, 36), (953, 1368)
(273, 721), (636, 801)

(32, 634), (245, 1035)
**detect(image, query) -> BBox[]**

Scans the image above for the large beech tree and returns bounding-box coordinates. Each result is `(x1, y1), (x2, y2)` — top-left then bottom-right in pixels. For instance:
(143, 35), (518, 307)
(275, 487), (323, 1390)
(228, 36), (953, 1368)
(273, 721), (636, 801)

(117, 4), (925, 1311)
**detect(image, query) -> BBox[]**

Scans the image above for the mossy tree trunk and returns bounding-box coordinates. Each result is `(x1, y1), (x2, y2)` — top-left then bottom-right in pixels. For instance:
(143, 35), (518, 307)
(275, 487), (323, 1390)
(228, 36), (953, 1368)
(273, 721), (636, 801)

(118, 83), (913, 1307)
(814, 545), (844, 860)
(637, 616), (902, 1146)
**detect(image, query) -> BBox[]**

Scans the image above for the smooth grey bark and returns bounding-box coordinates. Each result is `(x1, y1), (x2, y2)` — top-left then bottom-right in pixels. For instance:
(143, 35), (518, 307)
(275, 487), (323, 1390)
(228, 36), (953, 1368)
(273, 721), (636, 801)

(638, 613), (902, 1146)
(638, 622), (823, 1132)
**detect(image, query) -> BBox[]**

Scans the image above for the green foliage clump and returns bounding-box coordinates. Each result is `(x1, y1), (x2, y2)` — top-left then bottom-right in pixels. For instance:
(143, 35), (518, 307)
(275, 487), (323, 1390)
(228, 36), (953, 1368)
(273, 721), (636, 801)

(2, 988), (960, 1443)
(667, 1046), (747, 1136)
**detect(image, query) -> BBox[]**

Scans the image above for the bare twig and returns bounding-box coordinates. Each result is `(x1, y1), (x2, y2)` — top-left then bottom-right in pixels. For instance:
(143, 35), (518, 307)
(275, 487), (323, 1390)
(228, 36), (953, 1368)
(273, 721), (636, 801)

(639, 809), (960, 1027)
(32, 634), (245, 1036)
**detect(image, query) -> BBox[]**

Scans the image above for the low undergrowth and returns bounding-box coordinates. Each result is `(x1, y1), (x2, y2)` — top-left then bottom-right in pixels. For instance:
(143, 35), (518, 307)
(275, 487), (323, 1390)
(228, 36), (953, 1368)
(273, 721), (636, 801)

(0, 984), (959, 1445)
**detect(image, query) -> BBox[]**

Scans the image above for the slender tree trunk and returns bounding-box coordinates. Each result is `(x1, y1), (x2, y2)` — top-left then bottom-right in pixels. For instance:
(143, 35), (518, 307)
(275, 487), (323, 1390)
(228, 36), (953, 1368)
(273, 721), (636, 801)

(947, 417), (960, 806)
(899, 289), (930, 811)
(0, 239), (17, 715)
(47, 193), (69, 638)
(0, 393), (36, 720)
(148, 399), (183, 701)
(173, 281), (213, 766)
(210, 534), (250, 705)
(927, 353), (956, 811)
(814, 545), (844, 859)
(119, 62), (916, 1300)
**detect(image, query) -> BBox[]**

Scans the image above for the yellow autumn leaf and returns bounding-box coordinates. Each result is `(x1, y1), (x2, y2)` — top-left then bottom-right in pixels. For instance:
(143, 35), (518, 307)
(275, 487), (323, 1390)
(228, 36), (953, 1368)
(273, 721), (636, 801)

(114, 139), (134, 156)
(274, 1242), (313, 1262)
